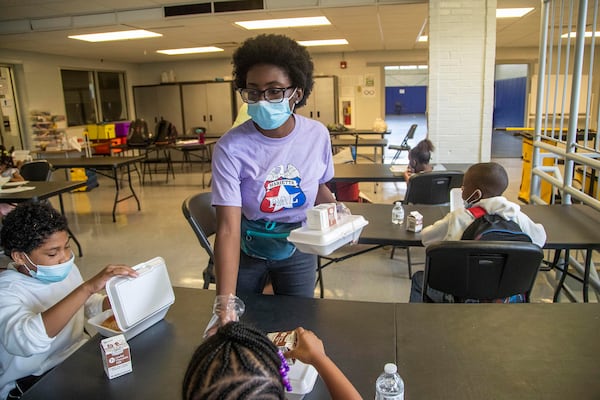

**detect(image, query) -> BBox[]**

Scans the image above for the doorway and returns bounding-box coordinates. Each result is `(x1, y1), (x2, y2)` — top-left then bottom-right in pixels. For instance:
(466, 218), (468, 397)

(0, 65), (24, 150)
(492, 64), (528, 158)
(384, 65), (428, 163)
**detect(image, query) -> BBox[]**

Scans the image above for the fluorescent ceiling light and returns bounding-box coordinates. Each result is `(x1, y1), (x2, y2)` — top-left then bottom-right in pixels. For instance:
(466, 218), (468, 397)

(69, 29), (161, 42)
(157, 47), (224, 55)
(561, 31), (600, 38)
(417, 65), (428, 70)
(418, 35), (428, 42)
(297, 39), (348, 47)
(385, 66), (400, 70)
(496, 8), (534, 18)
(400, 65), (418, 70)
(235, 16), (330, 30)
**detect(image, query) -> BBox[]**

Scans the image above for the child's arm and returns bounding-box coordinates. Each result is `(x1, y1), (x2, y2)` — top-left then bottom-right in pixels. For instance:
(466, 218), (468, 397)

(42, 264), (137, 338)
(285, 327), (362, 400)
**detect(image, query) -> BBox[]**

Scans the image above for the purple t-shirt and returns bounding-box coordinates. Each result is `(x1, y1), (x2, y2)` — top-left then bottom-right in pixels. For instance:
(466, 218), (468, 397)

(211, 114), (334, 223)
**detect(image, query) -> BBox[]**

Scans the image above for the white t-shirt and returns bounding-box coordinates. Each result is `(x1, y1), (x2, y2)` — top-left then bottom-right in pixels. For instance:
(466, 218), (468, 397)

(0, 263), (104, 399)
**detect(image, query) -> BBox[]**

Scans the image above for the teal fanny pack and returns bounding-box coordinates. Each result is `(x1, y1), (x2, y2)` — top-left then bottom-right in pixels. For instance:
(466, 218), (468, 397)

(241, 216), (301, 261)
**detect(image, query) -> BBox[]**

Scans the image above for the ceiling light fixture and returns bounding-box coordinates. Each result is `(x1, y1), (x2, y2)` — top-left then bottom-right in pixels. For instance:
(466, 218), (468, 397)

(496, 8), (534, 18)
(561, 31), (600, 38)
(156, 46), (224, 55)
(418, 35), (428, 42)
(235, 16), (330, 30)
(297, 39), (348, 47)
(69, 29), (161, 42)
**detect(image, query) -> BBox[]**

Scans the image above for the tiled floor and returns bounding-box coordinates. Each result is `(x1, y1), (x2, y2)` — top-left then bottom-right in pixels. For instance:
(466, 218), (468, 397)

(3, 115), (595, 303)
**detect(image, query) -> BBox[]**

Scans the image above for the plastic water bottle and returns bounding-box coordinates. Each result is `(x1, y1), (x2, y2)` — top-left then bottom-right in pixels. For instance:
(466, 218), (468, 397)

(375, 363), (404, 400)
(391, 202), (404, 224)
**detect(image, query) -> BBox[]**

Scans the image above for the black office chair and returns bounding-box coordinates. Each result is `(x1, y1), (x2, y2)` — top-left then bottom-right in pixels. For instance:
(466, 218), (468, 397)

(388, 124), (417, 164)
(140, 119), (176, 184)
(19, 160), (52, 181)
(422, 241), (544, 303)
(390, 170), (465, 276)
(403, 170), (464, 206)
(182, 192), (216, 289)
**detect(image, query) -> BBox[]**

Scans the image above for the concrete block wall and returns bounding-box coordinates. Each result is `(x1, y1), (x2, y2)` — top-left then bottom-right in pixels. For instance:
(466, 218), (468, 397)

(428, 0), (497, 163)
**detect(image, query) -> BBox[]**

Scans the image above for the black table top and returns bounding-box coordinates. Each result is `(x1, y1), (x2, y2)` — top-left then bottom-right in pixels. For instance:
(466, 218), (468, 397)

(329, 130), (391, 136)
(0, 181), (86, 202)
(347, 203), (448, 246)
(22, 288), (396, 400)
(22, 288), (600, 399)
(46, 156), (145, 169)
(522, 204), (600, 249)
(331, 138), (388, 147)
(396, 303), (600, 400)
(347, 203), (600, 250)
(332, 163), (471, 183)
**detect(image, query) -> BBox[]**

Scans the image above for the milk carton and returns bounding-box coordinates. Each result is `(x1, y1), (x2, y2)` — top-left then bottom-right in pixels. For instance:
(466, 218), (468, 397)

(306, 203), (337, 230)
(100, 334), (132, 379)
(406, 211), (423, 232)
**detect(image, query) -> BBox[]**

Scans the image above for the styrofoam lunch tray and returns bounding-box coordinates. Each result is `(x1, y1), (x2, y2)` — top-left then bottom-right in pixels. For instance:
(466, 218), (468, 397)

(287, 215), (368, 256)
(389, 165), (407, 176)
(286, 361), (318, 400)
(88, 256), (175, 340)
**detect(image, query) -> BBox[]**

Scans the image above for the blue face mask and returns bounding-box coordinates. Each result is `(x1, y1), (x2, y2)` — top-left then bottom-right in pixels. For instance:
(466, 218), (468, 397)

(247, 91), (297, 130)
(23, 251), (74, 283)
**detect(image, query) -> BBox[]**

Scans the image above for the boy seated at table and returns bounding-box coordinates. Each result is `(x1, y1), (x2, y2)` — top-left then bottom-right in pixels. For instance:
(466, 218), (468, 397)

(0, 203), (137, 400)
(409, 162), (547, 303)
(183, 320), (361, 400)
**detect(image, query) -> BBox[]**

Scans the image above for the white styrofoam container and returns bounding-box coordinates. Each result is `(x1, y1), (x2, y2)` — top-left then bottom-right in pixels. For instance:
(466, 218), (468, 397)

(286, 361), (318, 400)
(287, 215), (368, 256)
(389, 165), (407, 176)
(88, 257), (175, 340)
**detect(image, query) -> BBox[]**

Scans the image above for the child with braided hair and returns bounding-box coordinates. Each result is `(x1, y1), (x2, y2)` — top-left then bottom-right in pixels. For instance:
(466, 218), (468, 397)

(183, 321), (361, 400)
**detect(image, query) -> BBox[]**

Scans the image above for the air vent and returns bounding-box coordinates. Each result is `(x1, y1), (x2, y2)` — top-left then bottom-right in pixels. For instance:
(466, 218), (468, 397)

(164, 3), (211, 17)
(214, 0), (263, 13)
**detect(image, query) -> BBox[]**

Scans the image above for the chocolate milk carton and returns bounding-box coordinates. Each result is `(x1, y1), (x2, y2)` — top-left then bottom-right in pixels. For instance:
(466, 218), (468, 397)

(100, 334), (133, 379)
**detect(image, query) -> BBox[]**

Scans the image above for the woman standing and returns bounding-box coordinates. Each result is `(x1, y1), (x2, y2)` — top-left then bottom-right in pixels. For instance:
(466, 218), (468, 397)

(211, 34), (337, 304)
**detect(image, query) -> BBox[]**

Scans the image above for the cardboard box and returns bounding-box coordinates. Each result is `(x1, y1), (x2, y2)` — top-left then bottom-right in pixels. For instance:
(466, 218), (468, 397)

(100, 334), (132, 379)
(114, 121), (131, 138)
(87, 124), (116, 140)
(88, 257), (175, 340)
(288, 215), (368, 256)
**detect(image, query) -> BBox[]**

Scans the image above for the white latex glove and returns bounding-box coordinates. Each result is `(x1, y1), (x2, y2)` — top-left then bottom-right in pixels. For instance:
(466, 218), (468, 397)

(203, 294), (245, 339)
(336, 202), (352, 218)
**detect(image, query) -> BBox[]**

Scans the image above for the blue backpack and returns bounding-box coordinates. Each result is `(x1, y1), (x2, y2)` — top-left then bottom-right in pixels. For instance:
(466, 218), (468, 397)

(461, 206), (532, 242)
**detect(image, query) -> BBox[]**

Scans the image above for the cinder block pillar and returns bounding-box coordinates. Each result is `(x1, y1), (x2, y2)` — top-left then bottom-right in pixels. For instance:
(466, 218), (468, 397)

(428, 0), (496, 163)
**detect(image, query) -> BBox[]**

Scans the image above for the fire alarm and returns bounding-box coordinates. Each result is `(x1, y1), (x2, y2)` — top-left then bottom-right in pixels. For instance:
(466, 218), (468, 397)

(340, 61), (347, 69)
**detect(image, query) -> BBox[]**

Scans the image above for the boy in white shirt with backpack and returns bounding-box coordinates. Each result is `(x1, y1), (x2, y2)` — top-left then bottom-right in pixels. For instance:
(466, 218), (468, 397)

(409, 162), (546, 303)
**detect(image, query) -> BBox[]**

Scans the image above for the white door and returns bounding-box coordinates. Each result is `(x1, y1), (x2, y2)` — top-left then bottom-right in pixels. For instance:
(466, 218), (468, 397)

(204, 82), (234, 134)
(182, 83), (208, 133)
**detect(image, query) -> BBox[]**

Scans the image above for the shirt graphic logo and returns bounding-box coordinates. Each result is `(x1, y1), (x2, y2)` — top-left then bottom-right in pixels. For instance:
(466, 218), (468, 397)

(261, 164), (306, 213)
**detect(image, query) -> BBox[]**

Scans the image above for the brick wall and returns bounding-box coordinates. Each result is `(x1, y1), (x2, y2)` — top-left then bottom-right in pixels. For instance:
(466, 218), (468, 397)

(428, 0), (497, 163)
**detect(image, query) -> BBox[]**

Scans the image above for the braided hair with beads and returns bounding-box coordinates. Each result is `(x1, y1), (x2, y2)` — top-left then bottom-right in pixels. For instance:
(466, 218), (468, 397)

(182, 322), (286, 400)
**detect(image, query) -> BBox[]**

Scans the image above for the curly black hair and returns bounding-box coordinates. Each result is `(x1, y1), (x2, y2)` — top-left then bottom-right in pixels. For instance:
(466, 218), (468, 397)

(182, 321), (285, 400)
(232, 34), (314, 108)
(0, 202), (68, 256)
